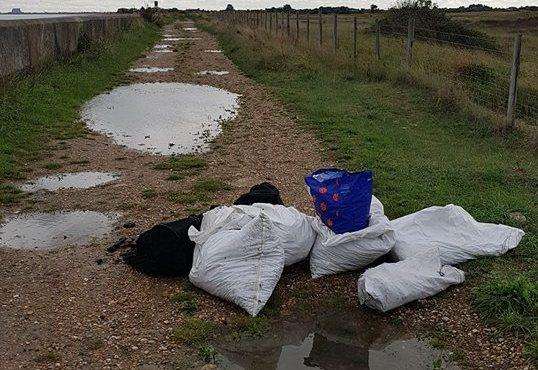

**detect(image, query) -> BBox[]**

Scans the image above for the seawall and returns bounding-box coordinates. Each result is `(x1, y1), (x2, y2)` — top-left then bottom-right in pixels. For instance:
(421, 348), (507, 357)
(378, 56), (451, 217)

(0, 14), (142, 79)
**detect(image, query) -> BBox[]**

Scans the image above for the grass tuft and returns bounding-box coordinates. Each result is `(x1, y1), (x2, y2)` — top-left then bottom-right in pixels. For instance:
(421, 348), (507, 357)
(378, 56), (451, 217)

(172, 318), (216, 345)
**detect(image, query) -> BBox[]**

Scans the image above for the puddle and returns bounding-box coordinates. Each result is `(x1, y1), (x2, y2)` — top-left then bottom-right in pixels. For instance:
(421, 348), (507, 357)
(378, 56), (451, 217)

(129, 67), (174, 73)
(216, 314), (459, 370)
(154, 44), (171, 49)
(0, 211), (118, 250)
(183, 27), (197, 31)
(20, 172), (119, 192)
(177, 37), (201, 41)
(155, 50), (173, 53)
(205, 49), (223, 53)
(163, 34), (175, 37)
(164, 38), (181, 42)
(197, 70), (229, 76)
(81, 82), (240, 155)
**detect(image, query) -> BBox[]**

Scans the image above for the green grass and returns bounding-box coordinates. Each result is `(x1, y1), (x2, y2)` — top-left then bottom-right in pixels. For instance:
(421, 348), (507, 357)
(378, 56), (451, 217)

(171, 291), (199, 315)
(0, 22), (160, 181)
(172, 318), (216, 345)
(153, 155), (207, 172)
(205, 20), (537, 361)
(0, 183), (24, 205)
(473, 272), (537, 335)
(141, 187), (157, 199)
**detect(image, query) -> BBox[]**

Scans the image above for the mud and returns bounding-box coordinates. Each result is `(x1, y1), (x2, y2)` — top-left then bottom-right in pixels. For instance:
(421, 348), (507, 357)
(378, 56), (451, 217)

(197, 70), (230, 76)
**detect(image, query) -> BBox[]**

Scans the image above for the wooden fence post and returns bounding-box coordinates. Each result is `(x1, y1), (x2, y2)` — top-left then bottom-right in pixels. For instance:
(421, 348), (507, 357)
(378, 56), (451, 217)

(319, 10), (323, 47)
(306, 13), (310, 44)
(296, 11), (300, 41)
(506, 34), (522, 131)
(375, 20), (381, 60)
(287, 11), (291, 38)
(405, 17), (415, 65)
(353, 16), (358, 60)
(333, 13), (338, 52)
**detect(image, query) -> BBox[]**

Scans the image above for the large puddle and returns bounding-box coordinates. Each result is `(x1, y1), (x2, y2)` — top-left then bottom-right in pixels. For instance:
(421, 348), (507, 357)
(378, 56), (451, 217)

(20, 172), (119, 192)
(216, 314), (459, 370)
(0, 211), (118, 250)
(81, 82), (239, 155)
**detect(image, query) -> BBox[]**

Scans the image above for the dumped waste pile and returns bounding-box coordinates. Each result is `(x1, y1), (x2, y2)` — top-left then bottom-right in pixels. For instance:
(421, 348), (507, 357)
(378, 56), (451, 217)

(122, 170), (524, 316)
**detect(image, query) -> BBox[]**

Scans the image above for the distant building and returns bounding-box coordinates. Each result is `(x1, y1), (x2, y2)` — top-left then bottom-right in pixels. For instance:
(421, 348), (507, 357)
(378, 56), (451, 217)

(11, 8), (23, 14)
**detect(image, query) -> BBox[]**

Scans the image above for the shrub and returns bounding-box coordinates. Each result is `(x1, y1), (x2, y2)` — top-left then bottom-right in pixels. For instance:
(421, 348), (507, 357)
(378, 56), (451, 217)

(377, 0), (498, 51)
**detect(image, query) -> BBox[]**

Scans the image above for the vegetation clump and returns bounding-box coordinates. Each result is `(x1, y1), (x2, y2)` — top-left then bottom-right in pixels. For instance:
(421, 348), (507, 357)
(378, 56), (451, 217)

(377, 0), (498, 50)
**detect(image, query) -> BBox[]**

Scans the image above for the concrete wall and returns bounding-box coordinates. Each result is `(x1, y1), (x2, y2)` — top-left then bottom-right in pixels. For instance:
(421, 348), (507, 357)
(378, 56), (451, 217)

(0, 14), (142, 79)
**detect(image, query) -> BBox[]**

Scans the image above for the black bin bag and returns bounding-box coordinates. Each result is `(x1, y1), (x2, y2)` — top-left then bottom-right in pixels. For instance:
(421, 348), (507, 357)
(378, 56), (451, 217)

(233, 182), (284, 206)
(123, 214), (203, 277)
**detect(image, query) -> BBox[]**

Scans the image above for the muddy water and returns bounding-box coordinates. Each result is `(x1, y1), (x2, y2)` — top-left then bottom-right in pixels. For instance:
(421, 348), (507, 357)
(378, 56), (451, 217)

(205, 50), (223, 53)
(20, 172), (119, 192)
(163, 38), (181, 42)
(0, 211), (118, 250)
(197, 70), (229, 76)
(81, 82), (240, 155)
(154, 44), (171, 49)
(155, 50), (173, 53)
(129, 67), (174, 73)
(217, 314), (459, 370)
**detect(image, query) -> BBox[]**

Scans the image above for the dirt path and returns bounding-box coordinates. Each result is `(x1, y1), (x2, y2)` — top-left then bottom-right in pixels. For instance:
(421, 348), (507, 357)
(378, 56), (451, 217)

(0, 21), (329, 368)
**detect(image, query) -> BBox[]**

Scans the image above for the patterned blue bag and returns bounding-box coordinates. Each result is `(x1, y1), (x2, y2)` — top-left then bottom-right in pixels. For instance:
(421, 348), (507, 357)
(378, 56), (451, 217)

(305, 169), (373, 234)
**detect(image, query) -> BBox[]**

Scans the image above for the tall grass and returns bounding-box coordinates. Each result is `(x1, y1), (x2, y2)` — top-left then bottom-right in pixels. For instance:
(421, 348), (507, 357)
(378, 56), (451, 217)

(211, 12), (537, 135)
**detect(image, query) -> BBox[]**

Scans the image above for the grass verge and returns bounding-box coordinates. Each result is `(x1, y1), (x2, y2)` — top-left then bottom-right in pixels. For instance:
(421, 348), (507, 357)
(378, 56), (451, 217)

(0, 22), (161, 184)
(202, 19), (537, 363)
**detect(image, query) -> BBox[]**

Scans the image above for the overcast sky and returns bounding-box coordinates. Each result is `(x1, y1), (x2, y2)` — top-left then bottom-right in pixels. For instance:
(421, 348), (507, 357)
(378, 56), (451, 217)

(1, 0), (536, 12)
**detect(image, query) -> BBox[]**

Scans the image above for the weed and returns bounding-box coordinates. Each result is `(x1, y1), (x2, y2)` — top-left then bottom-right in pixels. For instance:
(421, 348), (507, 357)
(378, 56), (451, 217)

(193, 178), (231, 193)
(141, 187), (156, 199)
(43, 162), (62, 170)
(229, 316), (270, 338)
(35, 351), (61, 363)
(153, 155), (206, 172)
(198, 344), (216, 363)
(166, 173), (184, 181)
(171, 292), (198, 315)
(172, 318), (216, 345)
(0, 184), (23, 205)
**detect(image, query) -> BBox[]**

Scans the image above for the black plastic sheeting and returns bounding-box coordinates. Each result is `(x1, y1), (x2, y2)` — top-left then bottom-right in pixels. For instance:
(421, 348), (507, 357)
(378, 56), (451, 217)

(122, 182), (284, 277)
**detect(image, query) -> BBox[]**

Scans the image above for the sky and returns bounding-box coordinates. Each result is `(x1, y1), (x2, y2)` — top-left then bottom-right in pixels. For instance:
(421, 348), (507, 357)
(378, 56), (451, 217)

(1, 0), (536, 13)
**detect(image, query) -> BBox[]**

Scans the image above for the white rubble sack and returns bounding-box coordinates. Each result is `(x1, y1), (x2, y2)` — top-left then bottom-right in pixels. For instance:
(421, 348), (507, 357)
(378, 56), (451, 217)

(357, 250), (465, 312)
(310, 196), (395, 279)
(189, 214), (284, 316)
(391, 204), (524, 265)
(189, 204), (315, 266)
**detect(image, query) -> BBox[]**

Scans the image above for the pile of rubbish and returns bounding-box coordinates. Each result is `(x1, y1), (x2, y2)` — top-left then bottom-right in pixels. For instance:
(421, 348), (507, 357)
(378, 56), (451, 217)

(123, 170), (524, 316)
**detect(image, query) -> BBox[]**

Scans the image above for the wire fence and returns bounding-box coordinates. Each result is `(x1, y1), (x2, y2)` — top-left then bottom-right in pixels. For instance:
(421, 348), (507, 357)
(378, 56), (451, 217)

(212, 10), (537, 132)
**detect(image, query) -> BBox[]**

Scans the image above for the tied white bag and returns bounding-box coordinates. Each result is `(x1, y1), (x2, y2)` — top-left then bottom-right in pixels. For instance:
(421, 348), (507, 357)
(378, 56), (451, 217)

(189, 204), (315, 266)
(310, 196), (395, 279)
(357, 249), (465, 312)
(189, 214), (284, 316)
(391, 204), (524, 265)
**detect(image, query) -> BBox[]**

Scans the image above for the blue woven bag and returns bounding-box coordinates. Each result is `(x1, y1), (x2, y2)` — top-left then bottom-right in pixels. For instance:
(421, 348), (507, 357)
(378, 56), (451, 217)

(305, 169), (373, 234)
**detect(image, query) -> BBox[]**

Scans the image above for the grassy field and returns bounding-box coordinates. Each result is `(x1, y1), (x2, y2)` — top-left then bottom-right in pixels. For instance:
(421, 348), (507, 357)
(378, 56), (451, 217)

(225, 10), (537, 130)
(0, 21), (161, 204)
(199, 13), (537, 362)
